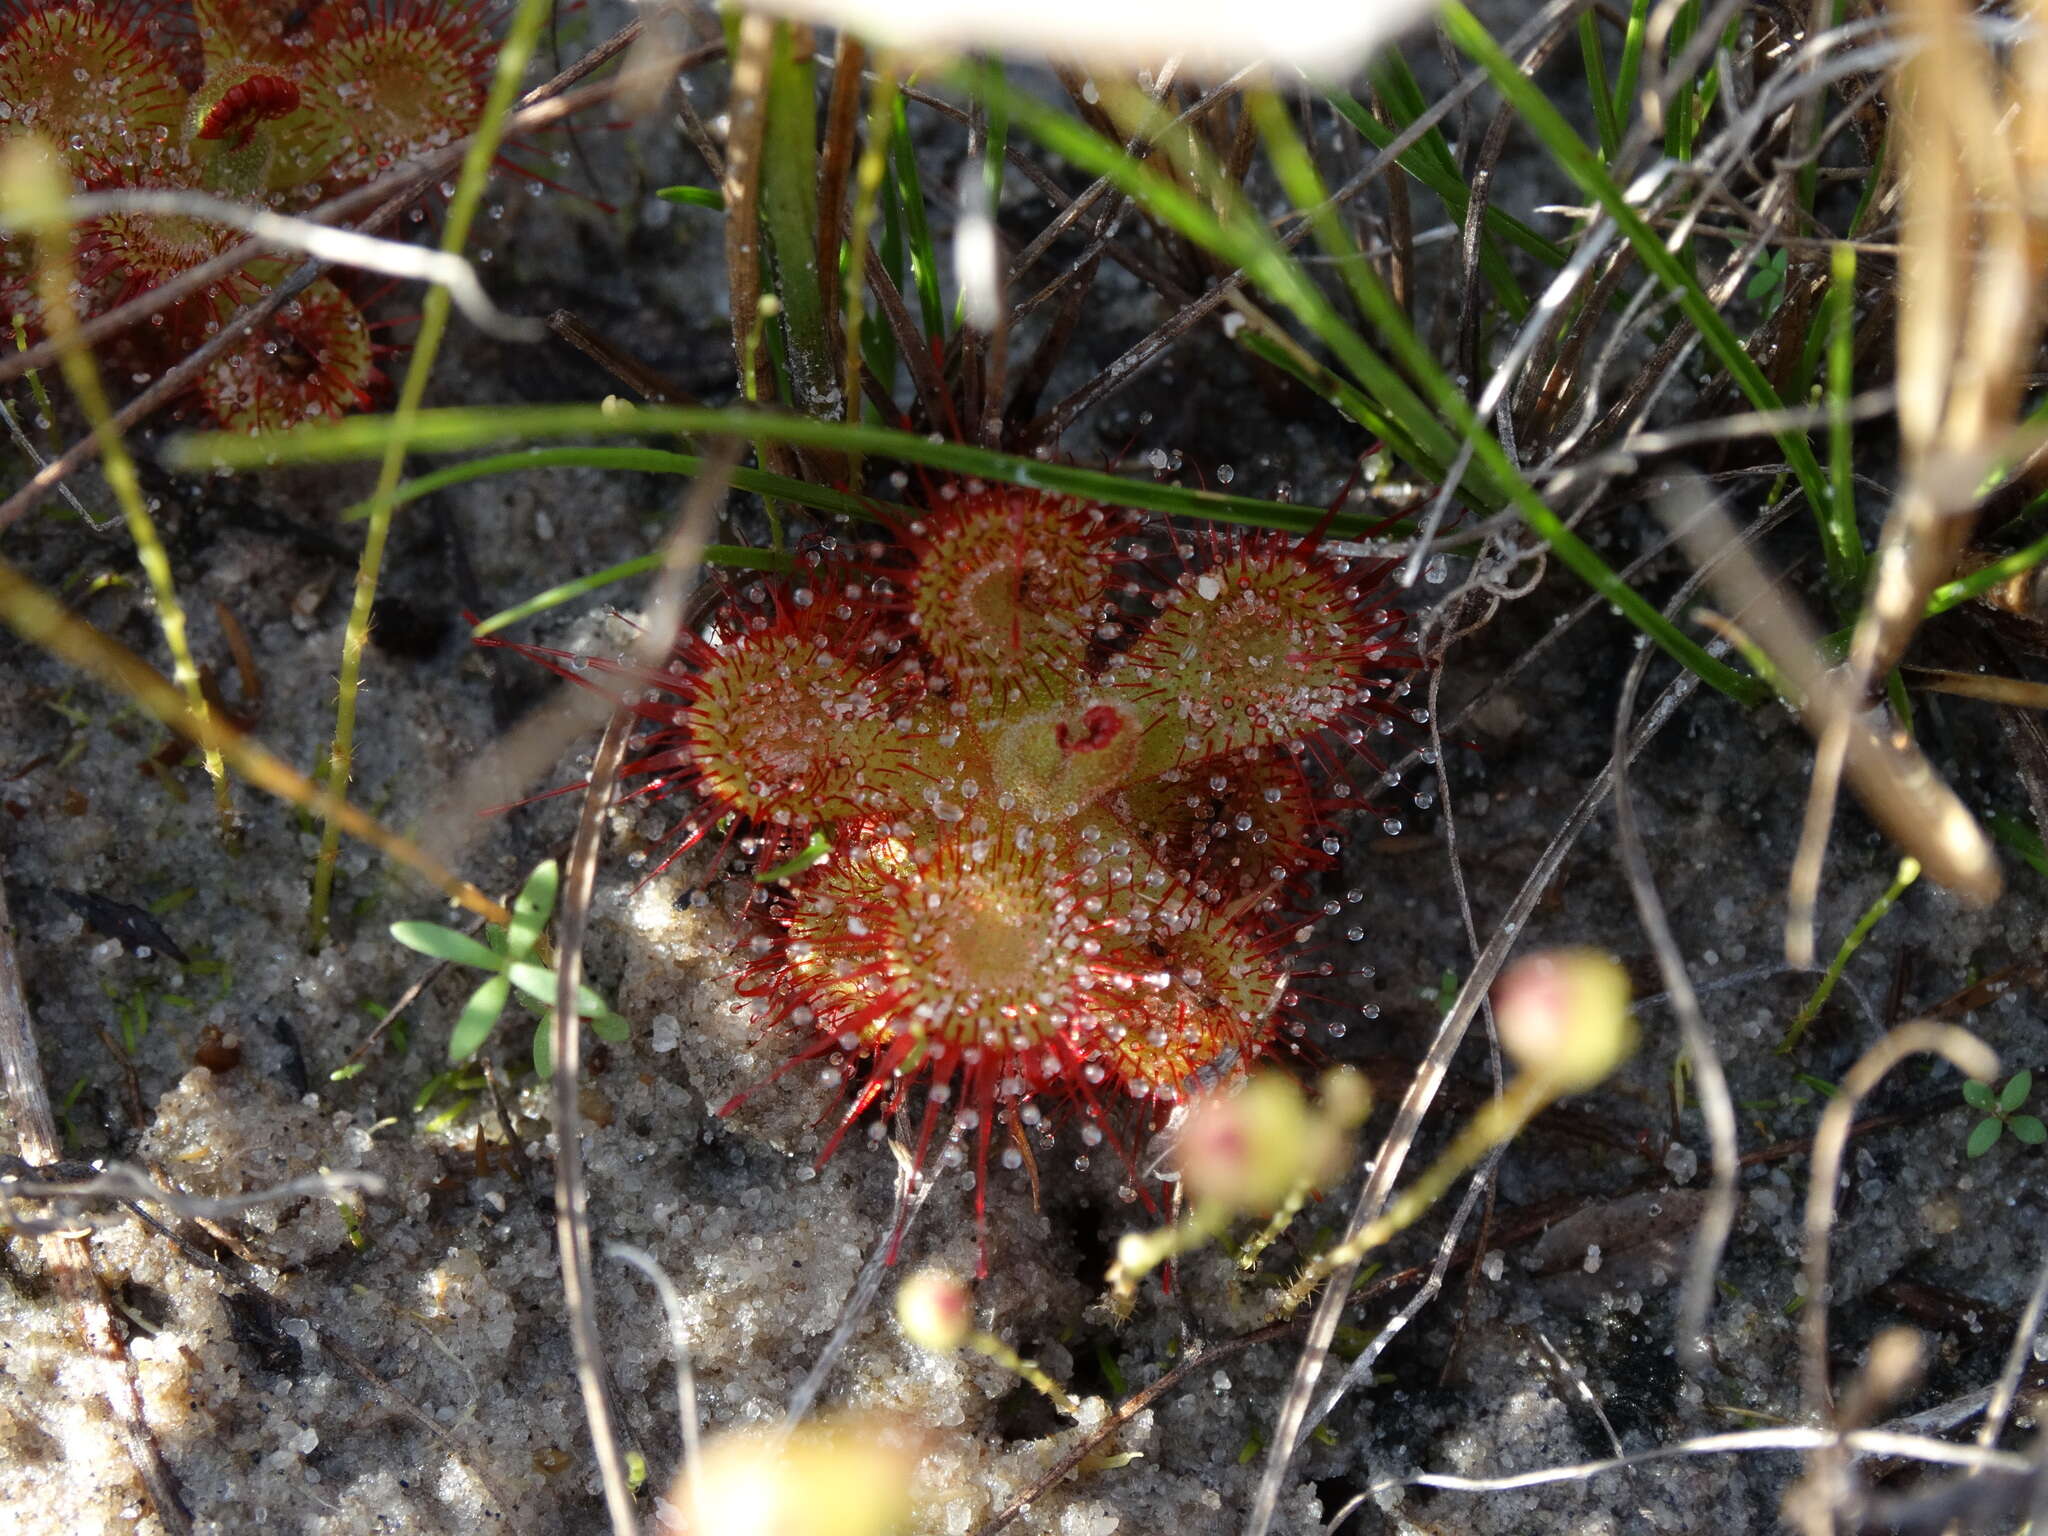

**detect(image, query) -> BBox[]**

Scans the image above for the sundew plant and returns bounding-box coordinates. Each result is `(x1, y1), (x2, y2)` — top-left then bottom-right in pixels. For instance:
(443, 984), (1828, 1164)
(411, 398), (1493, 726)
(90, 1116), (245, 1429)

(1, 1), (2047, 1535)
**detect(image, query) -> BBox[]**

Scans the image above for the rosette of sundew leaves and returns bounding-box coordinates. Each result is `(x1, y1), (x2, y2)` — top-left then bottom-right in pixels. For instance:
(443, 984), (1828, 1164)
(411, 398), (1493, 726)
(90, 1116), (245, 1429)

(390, 858), (628, 1076)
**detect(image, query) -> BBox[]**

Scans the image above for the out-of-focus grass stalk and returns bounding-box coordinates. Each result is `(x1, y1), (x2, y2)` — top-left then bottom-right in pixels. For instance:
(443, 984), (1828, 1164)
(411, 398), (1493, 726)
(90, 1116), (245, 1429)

(759, 21), (836, 420)
(841, 63), (899, 472)
(1822, 242), (1865, 601)
(0, 553), (506, 924)
(310, 0), (554, 949)
(1, 144), (235, 835)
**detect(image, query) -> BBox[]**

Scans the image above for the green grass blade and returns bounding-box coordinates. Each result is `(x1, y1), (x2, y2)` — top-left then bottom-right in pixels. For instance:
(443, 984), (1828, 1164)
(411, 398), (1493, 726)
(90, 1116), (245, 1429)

(760, 21), (835, 415)
(1246, 89), (1765, 704)
(1233, 333), (1422, 471)
(1579, 9), (1621, 160)
(336, 446), (905, 525)
(655, 186), (724, 210)
(1780, 856), (1920, 1054)
(980, 74), (1470, 488)
(863, 133), (906, 405)
(172, 405), (1380, 536)
(1439, 2), (1831, 522)
(1614, 0), (1652, 134)
(1925, 514), (2048, 616)
(1822, 242), (1865, 600)
(470, 545), (792, 638)
(1323, 86), (1558, 312)
(1368, 51), (1462, 182)
(1662, 0), (1700, 161)
(890, 91), (946, 341)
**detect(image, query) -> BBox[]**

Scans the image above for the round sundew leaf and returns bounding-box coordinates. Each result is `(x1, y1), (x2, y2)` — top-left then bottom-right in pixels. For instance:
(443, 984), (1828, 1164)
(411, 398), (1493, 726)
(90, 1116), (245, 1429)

(0, 6), (183, 173)
(295, 4), (492, 187)
(72, 171), (272, 358)
(197, 275), (378, 432)
(686, 625), (916, 825)
(1999, 1069), (2033, 1113)
(1115, 755), (1325, 902)
(905, 486), (1121, 697)
(1078, 880), (1286, 1094)
(390, 919), (502, 970)
(2008, 1114), (2046, 1146)
(1963, 1079), (1996, 1111)
(1110, 535), (1403, 771)
(448, 973), (509, 1062)
(1967, 1116), (2003, 1158)
(778, 824), (1094, 1075)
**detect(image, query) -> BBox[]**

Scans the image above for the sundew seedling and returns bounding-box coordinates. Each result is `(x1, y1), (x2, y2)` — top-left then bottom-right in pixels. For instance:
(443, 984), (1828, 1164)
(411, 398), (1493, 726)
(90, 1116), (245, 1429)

(498, 482), (1420, 1270)
(0, 0), (500, 432)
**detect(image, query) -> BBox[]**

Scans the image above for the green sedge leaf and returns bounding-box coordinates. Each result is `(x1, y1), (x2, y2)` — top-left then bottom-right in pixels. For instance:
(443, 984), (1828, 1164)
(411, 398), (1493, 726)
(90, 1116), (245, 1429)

(656, 185), (725, 210)
(390, 920), (502, 971)
(412, 1066), (460, 1114)
(505, 961), (610, 1017)
(449, 974), (510, 1062)
(507, 860), (559, 960)
(757, 829), (832, 883)
(422, 1095), (475, 1134)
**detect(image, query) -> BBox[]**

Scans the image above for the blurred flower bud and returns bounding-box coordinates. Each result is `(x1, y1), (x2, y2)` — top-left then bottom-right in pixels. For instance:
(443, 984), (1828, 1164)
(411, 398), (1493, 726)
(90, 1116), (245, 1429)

(658, 1420), (915, 1536)
(895, 1268), (972, 1353)
(1179, 1072), (1344, 1214)
(1493, 948), (1635, 1093)
(1318, 1064), (1373, 1129)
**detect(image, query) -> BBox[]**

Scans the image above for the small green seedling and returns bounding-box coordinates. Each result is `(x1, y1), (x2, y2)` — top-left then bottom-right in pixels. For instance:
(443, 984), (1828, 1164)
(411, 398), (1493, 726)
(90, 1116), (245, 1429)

(1964, 1070), (2045, 1158)
(389, 860), (628, 1078)
(1746, 248), (1790, 313)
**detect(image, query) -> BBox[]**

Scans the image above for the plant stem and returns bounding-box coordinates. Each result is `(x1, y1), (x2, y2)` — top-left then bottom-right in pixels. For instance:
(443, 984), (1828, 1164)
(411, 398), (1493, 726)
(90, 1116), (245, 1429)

(310, 0), (552, 949)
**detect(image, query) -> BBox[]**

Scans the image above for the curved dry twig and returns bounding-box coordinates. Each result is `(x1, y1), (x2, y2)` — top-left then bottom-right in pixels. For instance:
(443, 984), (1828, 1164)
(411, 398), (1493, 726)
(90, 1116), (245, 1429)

(5, 191), (542, 340)
(543, 450), (731, 1532)
(550, 704), (639, 1536)
(607, 1242), (703, 1498)
(1323, 1424), (2028, 1526)
(0, 1163), (386, 1230)
(1606, 482), (1800, 1374)
(1789, 1021), (1997, 1536)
